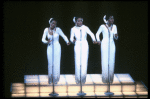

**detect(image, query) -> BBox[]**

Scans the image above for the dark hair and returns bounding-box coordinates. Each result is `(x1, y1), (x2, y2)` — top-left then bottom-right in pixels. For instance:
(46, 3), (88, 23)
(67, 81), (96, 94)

(106, 13), (114, 20)
(75, 17), (83, 22)
(50, 18), (57, 23)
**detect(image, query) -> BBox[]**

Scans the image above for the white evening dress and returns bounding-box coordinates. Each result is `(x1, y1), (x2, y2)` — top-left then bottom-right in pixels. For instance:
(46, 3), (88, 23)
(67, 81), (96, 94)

(42, 27), (69, 84)
(70, 25), (96, 84)
(96, 24), (118, 83)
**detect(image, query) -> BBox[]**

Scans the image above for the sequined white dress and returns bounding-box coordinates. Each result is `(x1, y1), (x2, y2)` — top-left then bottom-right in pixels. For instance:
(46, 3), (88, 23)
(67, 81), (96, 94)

(70, 25), (96, 84)
(42, 27), (69, 84)
(96, 24), (118, 83)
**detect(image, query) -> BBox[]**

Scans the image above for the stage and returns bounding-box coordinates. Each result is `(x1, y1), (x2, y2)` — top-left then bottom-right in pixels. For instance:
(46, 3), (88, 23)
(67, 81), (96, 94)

(10, 74), (148, 98)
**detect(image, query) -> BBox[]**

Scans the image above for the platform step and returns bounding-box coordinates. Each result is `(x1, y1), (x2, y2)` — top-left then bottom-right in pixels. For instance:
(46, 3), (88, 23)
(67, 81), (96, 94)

(11, 74), (148, 98)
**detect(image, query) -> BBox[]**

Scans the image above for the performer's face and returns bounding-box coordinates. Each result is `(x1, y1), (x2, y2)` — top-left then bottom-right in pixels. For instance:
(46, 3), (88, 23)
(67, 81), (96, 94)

(108, 16), (114, 24)
(50, 21), (57, 29)
(76, 18), (83, 27)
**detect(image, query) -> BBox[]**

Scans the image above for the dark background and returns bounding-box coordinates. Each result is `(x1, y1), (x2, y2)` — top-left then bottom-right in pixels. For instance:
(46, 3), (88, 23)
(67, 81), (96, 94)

(3, 1), (148, 97)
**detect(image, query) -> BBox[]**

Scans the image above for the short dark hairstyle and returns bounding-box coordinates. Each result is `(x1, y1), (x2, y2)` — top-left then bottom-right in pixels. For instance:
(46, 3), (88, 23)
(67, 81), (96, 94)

(75, 17), (83, 22)
(50, 18), (57, 23)
(106, 13), (114, 20)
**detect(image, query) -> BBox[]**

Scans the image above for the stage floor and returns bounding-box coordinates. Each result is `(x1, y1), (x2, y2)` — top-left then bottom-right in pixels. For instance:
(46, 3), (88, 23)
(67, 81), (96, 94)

(10, 74), (148, 98)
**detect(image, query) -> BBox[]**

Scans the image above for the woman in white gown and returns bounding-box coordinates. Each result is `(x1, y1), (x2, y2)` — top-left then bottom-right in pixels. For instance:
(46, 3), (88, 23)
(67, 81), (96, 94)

(96, 15), (118, 83)
(70, 17), (97, 84)
(42, 18), (70, 84)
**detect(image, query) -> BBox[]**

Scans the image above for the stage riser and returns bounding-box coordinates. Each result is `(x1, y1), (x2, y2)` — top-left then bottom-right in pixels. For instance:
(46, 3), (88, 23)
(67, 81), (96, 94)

(12, 85), (136, 94)
(11, 74), (148, 97)
(11, 85), (137, 93)
(11, 93), (148, 98)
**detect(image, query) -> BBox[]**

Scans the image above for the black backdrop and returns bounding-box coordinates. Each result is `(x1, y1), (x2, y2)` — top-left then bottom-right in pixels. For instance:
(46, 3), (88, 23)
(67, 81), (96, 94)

(3, 1), (148, 97)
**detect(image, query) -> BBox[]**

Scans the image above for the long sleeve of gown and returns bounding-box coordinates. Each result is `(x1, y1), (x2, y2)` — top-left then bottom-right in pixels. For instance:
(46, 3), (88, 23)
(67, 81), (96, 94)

(70, 28), (75, 43)
(113, 25), (118, 40)
(96, 25), (103, 42)
(42, 28), (48, 44)
(86, 27), (96, 42)
(58, 28), (69, 44)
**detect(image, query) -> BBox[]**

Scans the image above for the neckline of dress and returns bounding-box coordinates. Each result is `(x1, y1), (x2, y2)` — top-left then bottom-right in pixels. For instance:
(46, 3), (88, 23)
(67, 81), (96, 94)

(105, 24), (113, 31)
(48, 27), (56, 35)
(49, 27), (57, 31)
(75, 25), (84, 28)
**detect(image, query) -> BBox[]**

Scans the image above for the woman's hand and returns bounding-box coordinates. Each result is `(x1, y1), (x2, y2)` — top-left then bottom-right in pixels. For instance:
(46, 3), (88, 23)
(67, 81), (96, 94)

(67, 42), (71, 46)
(48, 39), (52, 43)
(97, 41), (101, 45)
(73, 39), (76, 43)
(93, 41), (97, 44)
(114, 34), (118, 40)
(115, 34), (118, 37)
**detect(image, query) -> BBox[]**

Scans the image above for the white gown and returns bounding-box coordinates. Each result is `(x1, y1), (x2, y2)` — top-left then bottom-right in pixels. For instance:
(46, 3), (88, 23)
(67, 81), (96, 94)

(96, 24), (118, 83)
(42, 27), (69, 84)
(70, 25), (96, 84)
